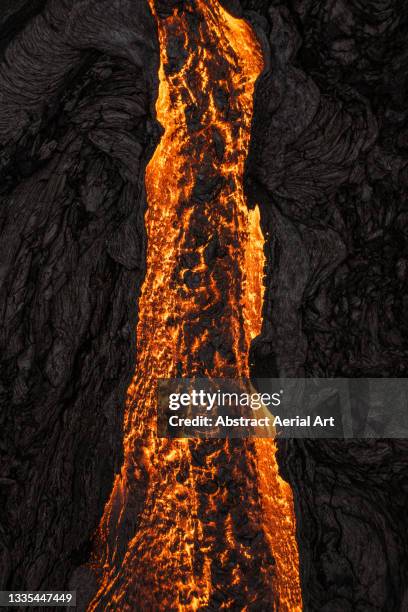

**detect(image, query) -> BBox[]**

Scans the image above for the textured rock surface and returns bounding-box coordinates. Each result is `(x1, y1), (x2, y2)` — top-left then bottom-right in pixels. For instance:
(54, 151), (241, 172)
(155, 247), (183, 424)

(1, 0), (408, 610)
(0, 0), (159, 592)
(243, 2), (408, 610)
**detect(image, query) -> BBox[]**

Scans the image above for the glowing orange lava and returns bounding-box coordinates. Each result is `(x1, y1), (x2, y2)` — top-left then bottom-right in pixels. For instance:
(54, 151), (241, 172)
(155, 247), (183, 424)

(89, 1), (302, 610)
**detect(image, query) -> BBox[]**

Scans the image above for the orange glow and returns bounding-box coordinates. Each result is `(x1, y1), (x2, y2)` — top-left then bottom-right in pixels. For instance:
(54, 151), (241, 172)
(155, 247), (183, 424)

(88, 1), (302, 610)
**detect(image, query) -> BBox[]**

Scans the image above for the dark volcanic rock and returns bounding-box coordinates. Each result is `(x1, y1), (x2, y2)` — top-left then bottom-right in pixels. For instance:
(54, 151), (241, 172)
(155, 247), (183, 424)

(244, 2), (408, 610)
(155, 0), (186, 18)
(0, 0), (159, 593)
(2, 0), (408, 609)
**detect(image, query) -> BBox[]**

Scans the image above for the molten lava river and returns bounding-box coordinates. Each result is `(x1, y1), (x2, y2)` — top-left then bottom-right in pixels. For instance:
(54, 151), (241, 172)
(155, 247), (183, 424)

(89, 1), (302, 610)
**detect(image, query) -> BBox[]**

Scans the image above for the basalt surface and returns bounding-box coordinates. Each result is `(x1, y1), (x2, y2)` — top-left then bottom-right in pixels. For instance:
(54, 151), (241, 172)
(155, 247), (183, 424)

(1, 1), (408, 611)
(244, 2), (408, 610)
(0, 0), (159, 593)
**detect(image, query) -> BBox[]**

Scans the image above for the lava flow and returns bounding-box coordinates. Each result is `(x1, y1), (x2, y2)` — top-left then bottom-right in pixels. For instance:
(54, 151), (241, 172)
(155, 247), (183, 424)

(89, 1), (302, 610)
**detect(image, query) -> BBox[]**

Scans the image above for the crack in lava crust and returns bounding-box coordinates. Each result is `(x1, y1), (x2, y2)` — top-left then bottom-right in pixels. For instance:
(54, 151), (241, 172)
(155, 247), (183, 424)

(88, 1), (302, 610)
